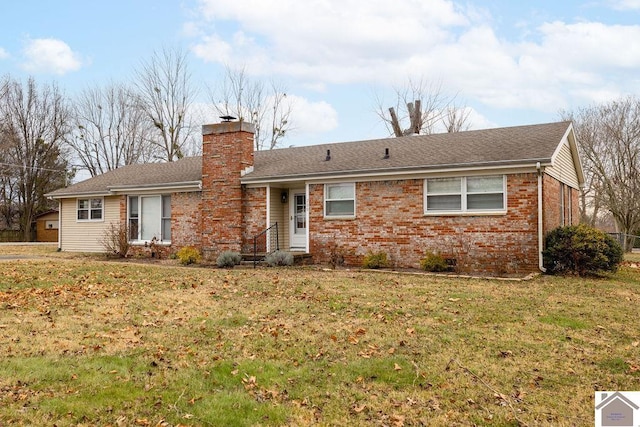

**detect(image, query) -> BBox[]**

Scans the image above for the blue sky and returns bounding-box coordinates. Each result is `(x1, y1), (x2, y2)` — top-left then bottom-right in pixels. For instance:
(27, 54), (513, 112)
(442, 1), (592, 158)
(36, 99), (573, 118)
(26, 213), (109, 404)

(2, 0), (640, 148)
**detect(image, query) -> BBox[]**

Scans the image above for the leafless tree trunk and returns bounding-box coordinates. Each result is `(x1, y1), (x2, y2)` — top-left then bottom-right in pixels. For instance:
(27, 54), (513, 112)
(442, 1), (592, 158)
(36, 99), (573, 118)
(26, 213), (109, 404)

(133, 47), (196, 161)
(563, 97), (640, 251)
(375, 77), (471, 136)
(442, 105), (472, 133)
(69, 82), (155, 177)
(0, 76), (71, 240)
(560, 109), (603, 226)
(209, 66), (293, 150)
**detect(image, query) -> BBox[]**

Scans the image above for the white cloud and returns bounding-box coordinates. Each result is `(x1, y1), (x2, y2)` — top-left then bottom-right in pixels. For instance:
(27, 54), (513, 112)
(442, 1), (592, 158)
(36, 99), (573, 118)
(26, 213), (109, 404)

(608, 0), (640, 10)
(190, 0), (468, 84)
(188, 0), (640, 119)
(0, 47), (8, 60)
(21, 38), (83, 75)
(285, 95), (339, 138)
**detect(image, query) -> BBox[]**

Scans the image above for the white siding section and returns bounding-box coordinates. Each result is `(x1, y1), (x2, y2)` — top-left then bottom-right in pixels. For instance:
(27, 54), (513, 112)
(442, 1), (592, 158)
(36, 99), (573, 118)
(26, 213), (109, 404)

(269, 187), (288, 250)
(60, 196), (121, 252)
(546, 141), (580, 189)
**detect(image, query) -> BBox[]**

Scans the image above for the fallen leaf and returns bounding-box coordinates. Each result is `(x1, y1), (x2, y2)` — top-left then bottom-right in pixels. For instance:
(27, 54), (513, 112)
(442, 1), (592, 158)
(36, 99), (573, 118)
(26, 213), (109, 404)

(388, 347), (396, 354)
(390, 414), (405, 426)
(352, 403), (366, 413)
(394, 363), (402, 371)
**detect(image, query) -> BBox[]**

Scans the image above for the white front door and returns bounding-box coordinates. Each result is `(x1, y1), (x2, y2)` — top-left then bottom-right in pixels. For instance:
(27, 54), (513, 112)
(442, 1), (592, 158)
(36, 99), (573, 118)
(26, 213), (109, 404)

(289, 189), (306, 250)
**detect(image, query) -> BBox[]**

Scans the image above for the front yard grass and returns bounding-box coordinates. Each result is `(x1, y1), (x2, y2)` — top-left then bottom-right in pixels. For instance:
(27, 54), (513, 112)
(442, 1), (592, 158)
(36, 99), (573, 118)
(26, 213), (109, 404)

(0, 248), (639, 426)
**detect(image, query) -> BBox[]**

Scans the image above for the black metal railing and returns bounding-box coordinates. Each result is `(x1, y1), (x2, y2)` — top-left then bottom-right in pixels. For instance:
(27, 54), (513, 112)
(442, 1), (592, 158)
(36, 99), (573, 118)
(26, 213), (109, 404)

(253, 222), (279, 268)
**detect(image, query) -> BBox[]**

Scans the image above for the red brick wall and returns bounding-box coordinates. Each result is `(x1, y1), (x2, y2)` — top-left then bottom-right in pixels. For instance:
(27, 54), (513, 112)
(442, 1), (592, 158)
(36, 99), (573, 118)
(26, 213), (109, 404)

(307, 173), (541, 275)
(171, 191), (202, 249)
(201, 122), (255, 259)
(241, 187), (267, 253)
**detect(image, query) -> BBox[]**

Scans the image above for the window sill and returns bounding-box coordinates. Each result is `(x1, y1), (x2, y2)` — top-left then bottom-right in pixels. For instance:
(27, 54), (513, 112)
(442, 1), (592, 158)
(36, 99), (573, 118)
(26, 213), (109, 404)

(423, 210), (507, 217)
(76, 219), (104, 223)
(324, 215), (356, 220)
(129, 241), (172, 246)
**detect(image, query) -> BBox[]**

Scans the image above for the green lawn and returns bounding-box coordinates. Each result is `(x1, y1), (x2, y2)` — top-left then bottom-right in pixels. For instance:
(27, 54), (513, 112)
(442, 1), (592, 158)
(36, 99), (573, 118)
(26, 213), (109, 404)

(0, 247), (639, 426)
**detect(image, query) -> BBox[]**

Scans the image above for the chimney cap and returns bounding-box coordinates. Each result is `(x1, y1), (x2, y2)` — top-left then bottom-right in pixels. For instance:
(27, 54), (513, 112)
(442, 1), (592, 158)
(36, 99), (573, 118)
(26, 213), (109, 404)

(220, 115), (237, 122)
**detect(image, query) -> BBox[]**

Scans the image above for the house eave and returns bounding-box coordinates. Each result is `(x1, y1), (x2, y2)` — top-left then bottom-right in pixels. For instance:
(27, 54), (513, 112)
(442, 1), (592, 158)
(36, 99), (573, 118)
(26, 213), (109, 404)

(46, 190), (112, 200)
(46, 181), (202, 199)
(108, 181), (202, 194)
(241, 159), (554, 185)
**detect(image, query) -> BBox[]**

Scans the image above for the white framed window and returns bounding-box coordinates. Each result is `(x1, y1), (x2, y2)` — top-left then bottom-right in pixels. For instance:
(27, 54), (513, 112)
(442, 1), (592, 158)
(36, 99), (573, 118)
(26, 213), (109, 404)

(77, 198), (103, 221)
(424, 175), (506, 214)
(128, 195), (171, 242)
(324, 183), (355, 218)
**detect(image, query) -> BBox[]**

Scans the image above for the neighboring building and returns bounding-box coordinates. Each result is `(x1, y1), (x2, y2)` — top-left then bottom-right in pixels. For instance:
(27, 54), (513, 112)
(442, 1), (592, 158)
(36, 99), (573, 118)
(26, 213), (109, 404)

(46, 120), (583, 275)
(34, 210), (59, 242)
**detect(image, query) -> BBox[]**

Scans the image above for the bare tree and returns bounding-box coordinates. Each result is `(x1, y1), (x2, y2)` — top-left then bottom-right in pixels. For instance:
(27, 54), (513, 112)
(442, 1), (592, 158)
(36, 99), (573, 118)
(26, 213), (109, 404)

(442, 105), (472, 133)
(563, 97), (640, 251)
(375, 77), (471, 136)
(559, 109), (603, 226)
(69, 82), (155, 177)
(133, 47), (196, 161)
(0, 76), (71, 240)
(209, 66), (293, 150)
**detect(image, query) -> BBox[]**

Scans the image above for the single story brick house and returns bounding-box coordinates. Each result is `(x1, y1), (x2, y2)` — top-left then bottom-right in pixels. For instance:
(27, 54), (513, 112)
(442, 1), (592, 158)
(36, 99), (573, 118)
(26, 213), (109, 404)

(47, 120), (583, 275)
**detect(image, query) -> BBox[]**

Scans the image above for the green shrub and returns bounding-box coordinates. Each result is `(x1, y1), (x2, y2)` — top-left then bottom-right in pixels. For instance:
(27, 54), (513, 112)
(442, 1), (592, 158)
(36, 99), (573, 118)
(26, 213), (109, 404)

(543, 224), (623, 276)
(176, 246), (202, 265)
(362, 251), (389, 269)
(264, 250), (294, 267)
(216, 250), (242, 268)
(420, 251), (450, 272)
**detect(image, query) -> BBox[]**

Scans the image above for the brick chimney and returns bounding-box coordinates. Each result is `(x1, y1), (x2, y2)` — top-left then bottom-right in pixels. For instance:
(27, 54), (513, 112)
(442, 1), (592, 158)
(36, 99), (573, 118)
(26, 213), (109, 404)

(201, 120), (255, 258)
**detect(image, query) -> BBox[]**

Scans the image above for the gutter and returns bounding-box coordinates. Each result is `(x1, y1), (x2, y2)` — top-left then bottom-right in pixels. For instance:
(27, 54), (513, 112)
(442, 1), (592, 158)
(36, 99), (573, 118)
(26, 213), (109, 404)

(242, 160), (554, 185)
(537, 162), (547, 272)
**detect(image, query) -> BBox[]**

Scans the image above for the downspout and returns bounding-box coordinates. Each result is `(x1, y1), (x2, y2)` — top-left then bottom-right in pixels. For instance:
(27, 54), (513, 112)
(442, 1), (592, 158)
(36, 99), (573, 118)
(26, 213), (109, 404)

(56, 199), (62, 251)
(266, 184), (271, 252)
(537, 162), (546, 272)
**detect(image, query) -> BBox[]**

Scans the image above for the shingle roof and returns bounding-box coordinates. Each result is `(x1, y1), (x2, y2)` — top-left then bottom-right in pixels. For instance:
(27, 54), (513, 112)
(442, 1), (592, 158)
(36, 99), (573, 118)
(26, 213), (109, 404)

(243, 121), (572, 182)
(47, 121), (573, 197)
(46, 156), (202, 198)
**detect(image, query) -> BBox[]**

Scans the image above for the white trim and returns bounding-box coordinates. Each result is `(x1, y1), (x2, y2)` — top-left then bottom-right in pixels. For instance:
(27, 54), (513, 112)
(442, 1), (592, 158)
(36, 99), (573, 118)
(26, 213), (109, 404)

(76, 197), (104, 222)
(241, 162), (553, 185)
(537, 162), (546, 272)
(109, 181), (201, 194)
(323, 182), (356, 219)
(56, 200), (62, 250)
(48, 181), (201, 199)
(289, 188), (307, 249)
(266, 184), (271, 252)
(423, 175), (506, 215)
(127, 194), (172, 244)
(305, 183), (310, 252)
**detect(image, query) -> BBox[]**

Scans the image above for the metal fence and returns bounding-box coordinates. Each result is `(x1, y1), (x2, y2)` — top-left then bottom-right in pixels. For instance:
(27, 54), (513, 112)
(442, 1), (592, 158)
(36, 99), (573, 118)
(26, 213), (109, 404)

(608, 233), (640, 249)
